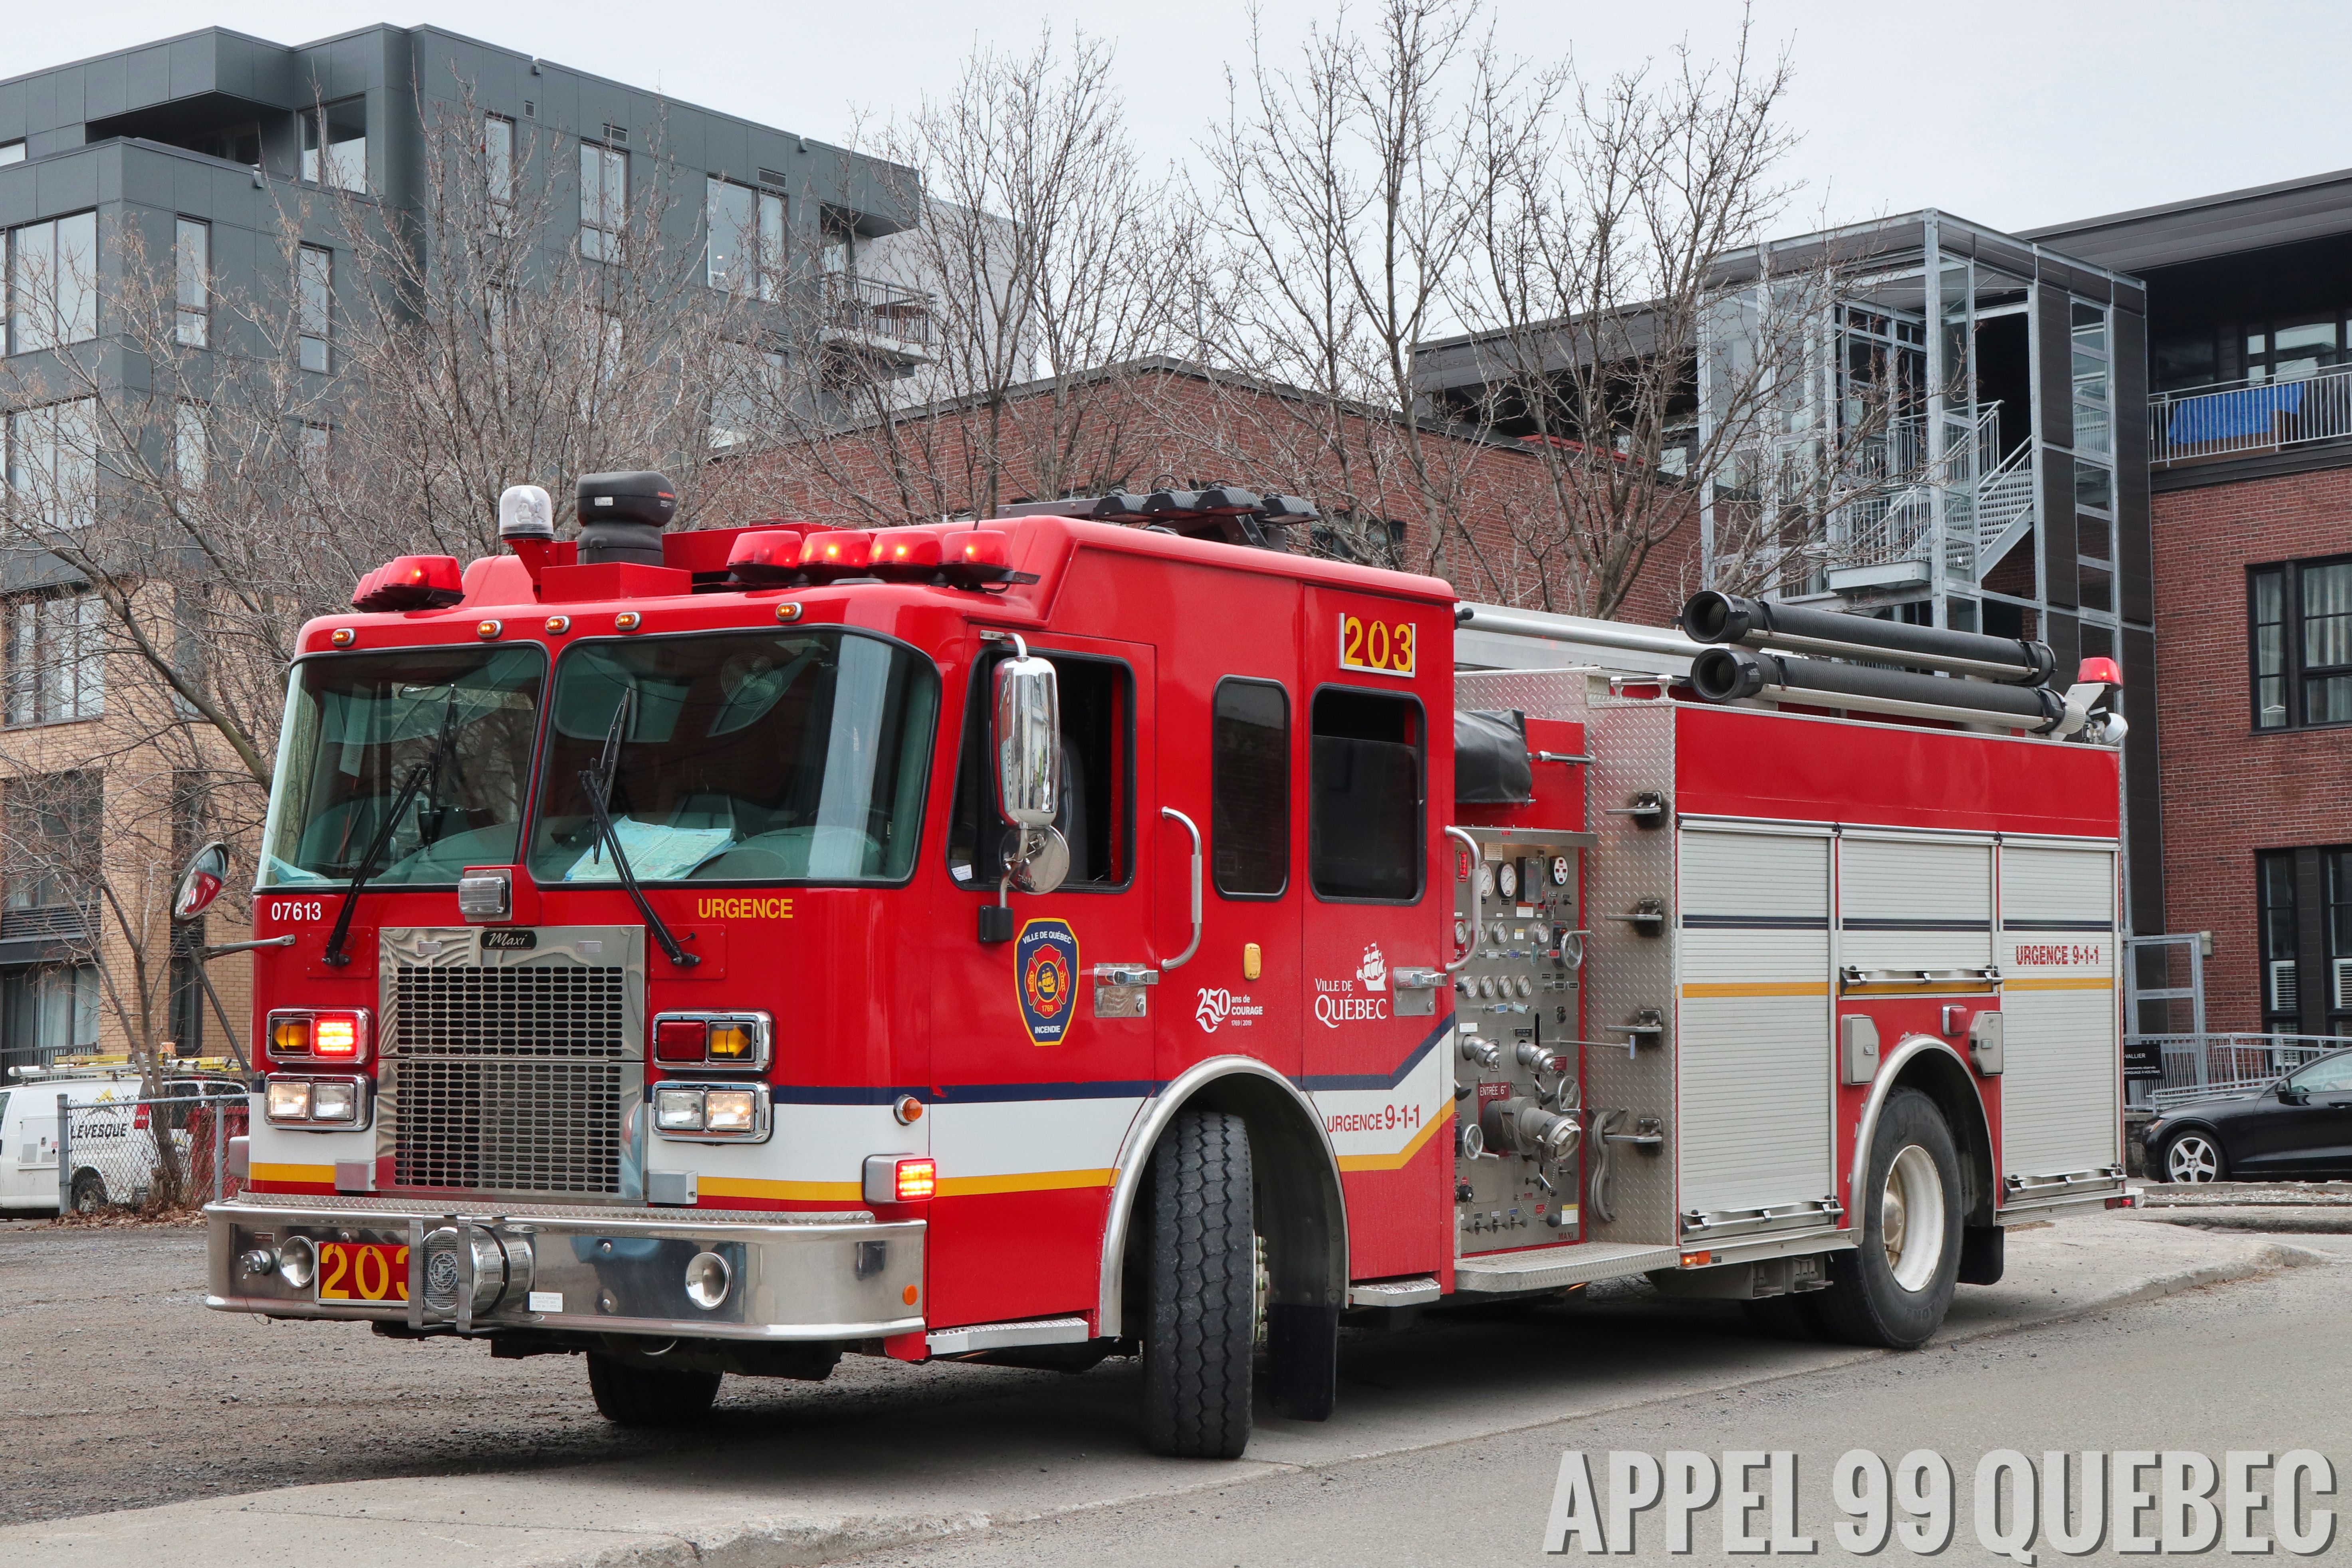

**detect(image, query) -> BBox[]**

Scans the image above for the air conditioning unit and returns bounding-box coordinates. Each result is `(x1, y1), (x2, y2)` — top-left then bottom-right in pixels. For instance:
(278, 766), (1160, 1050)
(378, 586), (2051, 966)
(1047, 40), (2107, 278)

(2335, 956), (2352, 1011)
(2271, 959), (2300, 1015)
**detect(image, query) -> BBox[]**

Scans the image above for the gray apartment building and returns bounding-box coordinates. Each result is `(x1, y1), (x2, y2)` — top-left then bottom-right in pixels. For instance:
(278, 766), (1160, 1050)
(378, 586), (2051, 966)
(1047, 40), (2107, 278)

(0, 24), (930, 1072)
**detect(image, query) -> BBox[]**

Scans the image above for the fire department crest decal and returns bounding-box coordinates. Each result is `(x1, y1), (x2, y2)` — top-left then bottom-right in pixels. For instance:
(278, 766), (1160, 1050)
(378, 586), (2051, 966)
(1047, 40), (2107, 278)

(1016, 917), (1081, 1046)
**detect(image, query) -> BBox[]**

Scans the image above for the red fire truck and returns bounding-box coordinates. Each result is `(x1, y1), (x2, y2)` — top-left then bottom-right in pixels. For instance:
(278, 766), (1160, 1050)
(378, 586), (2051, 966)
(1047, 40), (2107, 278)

(208, 474), (2132, 1458)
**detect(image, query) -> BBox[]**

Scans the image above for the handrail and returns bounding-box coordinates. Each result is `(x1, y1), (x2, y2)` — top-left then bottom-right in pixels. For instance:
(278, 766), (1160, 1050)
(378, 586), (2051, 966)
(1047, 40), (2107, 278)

(1444, 826), (1482, 973)
(1158, 807), (1201, 971)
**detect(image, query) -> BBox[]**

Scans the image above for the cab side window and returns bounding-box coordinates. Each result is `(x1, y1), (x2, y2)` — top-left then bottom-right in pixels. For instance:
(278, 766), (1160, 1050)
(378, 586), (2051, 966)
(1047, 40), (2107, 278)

(1309, 687), (1422, 902)
(1212, 680), (1288, 898)
(947, 652), (1131, 890)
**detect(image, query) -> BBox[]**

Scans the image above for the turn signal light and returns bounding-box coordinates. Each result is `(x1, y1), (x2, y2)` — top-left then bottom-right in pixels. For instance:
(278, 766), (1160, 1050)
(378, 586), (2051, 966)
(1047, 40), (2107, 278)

(726, 527), (806, 586)
(649, 1011), (772, 1071)
(940, 530), (1013, 588)
(800, 530), (875, 581)
(267, 1008), (371, 1065)
(352, 555), (464, 612)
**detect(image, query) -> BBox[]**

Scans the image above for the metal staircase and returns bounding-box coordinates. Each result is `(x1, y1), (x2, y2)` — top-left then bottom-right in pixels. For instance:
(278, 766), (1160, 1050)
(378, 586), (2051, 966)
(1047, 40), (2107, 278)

(1968, 440), (2036, 579)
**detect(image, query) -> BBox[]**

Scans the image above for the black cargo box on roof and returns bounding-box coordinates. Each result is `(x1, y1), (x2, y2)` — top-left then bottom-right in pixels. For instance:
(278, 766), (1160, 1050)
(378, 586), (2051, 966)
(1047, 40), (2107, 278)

(1455, 708), (1534, 804)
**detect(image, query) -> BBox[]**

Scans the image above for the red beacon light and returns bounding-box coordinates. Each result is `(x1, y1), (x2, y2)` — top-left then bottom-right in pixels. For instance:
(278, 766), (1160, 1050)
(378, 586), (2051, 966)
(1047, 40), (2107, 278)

(799, 530), (876, 582)
(2077, 656), (2124, 688)
(726, 527), (807, 586)
(351, 555), (464, 613)
(940, 529), (1015, 588)
(869, 530), (944, 580)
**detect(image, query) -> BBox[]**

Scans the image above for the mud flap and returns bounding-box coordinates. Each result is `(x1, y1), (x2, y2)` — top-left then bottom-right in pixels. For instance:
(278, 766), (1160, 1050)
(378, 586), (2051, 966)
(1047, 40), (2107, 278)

(1958, 1224), (2004, 1285)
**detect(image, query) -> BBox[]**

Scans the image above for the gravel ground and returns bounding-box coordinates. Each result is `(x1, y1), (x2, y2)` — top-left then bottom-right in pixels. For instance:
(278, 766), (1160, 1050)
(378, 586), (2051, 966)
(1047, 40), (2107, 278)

(0, 1218), (1072, 1528)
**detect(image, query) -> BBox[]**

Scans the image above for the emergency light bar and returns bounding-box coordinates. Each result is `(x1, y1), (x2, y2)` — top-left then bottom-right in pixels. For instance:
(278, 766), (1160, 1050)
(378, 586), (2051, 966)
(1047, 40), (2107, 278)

(351, 555), (464, 613)
(800, 530), (876, 581)
(725, 528), (806, 586)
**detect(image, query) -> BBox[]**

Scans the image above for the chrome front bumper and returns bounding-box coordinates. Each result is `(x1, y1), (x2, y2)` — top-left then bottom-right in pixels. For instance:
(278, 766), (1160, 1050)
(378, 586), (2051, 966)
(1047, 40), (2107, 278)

(205, 1194), (925, 1341)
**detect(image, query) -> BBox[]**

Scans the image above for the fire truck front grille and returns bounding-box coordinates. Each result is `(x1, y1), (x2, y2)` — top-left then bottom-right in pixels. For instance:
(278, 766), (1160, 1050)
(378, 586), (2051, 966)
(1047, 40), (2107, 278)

(389, 965), (630, 1059)
(385, 960), (633, 1196)
(387, 1058), (624, 1194)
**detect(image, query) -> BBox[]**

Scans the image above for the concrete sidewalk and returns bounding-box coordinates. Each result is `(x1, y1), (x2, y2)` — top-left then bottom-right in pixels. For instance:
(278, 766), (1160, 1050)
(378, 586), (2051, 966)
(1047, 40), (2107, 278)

(2, 1216), (2314, 1568)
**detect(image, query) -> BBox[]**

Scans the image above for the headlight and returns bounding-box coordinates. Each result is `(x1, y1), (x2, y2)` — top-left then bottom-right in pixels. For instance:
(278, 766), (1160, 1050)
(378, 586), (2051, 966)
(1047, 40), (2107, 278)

(705, 1088), (758, 1133)
(650, 1083), (769, 1142)
(654, 1087), (707, 1132)
(266, 1079), (313, 1121)
(311, 1081), (358, 1122)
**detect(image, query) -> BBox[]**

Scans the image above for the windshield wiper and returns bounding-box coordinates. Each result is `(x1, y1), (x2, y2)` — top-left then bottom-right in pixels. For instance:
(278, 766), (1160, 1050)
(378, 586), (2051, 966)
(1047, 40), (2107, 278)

(579, 688), (699, 969)
(323, 694), (458, 968)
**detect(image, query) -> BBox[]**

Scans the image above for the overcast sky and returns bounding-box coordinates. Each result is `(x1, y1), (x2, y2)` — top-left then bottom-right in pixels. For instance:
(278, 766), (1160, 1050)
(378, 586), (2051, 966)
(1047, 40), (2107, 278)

(14, 1), (2350, 235)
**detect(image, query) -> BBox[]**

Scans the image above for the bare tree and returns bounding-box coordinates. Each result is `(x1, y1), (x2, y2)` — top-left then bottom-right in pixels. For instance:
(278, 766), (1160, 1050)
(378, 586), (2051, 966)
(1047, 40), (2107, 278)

(754, 30), (1188, 524)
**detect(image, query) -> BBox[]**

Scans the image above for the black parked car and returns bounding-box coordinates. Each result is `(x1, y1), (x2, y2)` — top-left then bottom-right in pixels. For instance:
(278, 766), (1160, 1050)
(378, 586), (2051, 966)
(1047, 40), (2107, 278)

(2144, 1049), (2352, 1181)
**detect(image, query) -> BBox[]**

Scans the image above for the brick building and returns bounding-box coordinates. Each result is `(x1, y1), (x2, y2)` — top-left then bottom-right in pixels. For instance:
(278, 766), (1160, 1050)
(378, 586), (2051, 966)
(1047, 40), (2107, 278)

(2025, 171), (2352, 1041)
(749, 358), (1701, 630)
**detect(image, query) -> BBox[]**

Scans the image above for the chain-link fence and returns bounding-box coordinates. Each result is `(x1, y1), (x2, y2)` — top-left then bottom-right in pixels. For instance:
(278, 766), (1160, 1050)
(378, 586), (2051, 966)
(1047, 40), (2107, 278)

(50, 1089), (250, 1213)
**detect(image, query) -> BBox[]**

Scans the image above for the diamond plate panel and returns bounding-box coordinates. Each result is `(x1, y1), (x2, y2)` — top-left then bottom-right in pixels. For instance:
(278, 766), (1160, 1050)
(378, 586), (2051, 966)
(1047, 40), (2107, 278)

(1582, 694), (1680, 1247)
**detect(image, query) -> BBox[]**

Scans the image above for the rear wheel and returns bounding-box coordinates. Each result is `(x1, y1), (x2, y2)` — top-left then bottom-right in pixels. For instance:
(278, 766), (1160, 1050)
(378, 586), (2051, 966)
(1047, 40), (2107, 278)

(1142, 1109), (1255, 1458)
(586, 1352), (720, 1427)
(1813, 1088), (1962, 1350)
(2160, 1130), (2226, 1184)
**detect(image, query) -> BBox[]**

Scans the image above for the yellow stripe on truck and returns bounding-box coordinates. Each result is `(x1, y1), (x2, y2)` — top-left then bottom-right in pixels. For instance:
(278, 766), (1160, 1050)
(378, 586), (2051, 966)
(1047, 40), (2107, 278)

(2004, 976), (2115, 991)
(249, 1163), (336, 1185)
(1335, 1104), (1453, 1173)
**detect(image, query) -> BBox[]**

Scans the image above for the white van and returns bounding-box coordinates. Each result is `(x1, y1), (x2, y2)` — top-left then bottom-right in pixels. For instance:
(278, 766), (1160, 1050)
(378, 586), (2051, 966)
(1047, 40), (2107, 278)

(0, 1073), (246, 1213)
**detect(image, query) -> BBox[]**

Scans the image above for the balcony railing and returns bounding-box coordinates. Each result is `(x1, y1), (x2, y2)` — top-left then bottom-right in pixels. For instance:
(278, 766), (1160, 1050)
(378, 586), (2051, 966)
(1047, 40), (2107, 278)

(2150, 364), (2352, 467)
(822, 275), (935, 351)
(2134, 1032), (2343, 1108)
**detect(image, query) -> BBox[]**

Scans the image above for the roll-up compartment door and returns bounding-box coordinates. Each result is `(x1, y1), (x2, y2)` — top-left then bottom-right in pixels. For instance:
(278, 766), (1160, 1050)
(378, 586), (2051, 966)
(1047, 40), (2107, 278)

(1677, 827), (1833, 1219)
(2000, 844), (2120, 1180)
(1840, 836), (1993, 977)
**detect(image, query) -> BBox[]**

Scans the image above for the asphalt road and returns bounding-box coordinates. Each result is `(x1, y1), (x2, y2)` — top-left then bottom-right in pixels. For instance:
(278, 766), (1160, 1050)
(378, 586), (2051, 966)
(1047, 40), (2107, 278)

(834, 1233), (2352, 1568)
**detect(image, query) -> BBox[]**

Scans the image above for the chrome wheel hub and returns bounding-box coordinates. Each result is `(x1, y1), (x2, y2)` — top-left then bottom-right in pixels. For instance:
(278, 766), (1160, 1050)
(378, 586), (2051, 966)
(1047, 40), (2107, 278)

(1880, 1144), (1946, 1293)
(2167, 1135), (2220, 1183)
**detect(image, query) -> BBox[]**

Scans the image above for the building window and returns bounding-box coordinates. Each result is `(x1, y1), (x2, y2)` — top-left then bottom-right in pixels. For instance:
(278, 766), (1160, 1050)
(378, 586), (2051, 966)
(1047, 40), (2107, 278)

(7, 211), (98, 354)
(4, 594), (103, 725)
(6, 398), (98, 531)
(175, 217), (209, 348)
(706, 178), (785, 300)
(0, 141), (24, 167)
(2252, 557), (2352, 730)
(2260, 850), (2300, 1025)
(710, 343), (782, 448)
(581, 143), (628, 263)
(297, 244), (332, 373)
(1309, 687), (1423, 902)
(2330, 850), (2352, 1029)
(0, 964), (99, 1075)
(300, 98), (368, 192)
(2245, 319), (2342, 385)
(1212, 679), (1289, 898)
(2071, 300), (2111, 456)
(174, 402), (207, 492)
(484, 114), (515, 206)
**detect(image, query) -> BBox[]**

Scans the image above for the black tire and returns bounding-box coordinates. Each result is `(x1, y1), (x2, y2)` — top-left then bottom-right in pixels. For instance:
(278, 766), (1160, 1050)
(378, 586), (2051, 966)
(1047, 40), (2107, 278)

(2156, 1128), (2227, 1184)
(70, 1170), (107, 1214)
(1813, 1088), (1963, 1350)
(586, 1352), (721, 1428)
(1142, 1109), (1255, 1458)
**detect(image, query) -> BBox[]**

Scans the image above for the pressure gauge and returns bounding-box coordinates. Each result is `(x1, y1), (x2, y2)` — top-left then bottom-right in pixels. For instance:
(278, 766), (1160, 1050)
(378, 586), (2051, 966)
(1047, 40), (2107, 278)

(1529, 922), (1549, 946)
(1516, 975), (1534, 998)
(1497, 861), (1519, 902)
(1477, 864), (1495, 900)
(1454, 915), (1471, 949)
(1550, 855), (1571, 887)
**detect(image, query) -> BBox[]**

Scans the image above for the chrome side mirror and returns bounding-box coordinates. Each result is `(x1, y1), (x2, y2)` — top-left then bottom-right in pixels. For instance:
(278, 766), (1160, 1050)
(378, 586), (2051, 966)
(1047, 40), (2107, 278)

(172, 840), (230, 920)
(992, 643), (1061, 829)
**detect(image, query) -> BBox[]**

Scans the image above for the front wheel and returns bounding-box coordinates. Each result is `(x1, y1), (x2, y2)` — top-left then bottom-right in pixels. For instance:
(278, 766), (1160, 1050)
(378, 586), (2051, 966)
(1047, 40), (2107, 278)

(2160, 1130), (2226, 1184)
(586, 1352), (720, 1427)
(1813, 1088), (1962, 1350)
(1142, 1109), (1255, 1458)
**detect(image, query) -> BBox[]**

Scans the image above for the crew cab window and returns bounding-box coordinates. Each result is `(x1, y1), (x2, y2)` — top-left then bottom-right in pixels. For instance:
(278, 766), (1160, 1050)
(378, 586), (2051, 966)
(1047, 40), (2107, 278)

(1212, 679), (1288, 897)
(527, 630), (938, 884)
(1309, 687), (1422, 902)
(948, 651), (1130, 890)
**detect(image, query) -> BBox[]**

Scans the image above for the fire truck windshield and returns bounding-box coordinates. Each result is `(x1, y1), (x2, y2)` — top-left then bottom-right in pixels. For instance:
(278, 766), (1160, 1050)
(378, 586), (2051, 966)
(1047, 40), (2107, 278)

(526, 629), (938, 885)
(262, 645), (546, 887)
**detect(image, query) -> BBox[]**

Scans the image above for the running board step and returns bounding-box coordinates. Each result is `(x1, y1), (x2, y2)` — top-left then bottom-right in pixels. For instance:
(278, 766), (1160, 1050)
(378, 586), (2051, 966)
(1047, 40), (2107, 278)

(1453, 1242), (1680, 1292)
(1349, 1276), (1440, 1307)
(926, 1315), (1091, 1356)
